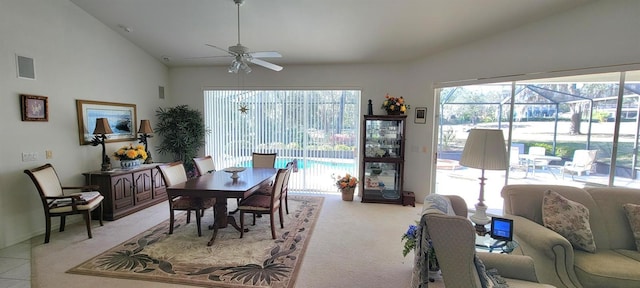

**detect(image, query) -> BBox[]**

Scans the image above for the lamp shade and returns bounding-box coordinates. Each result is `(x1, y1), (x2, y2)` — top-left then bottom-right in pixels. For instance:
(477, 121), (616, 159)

(138, 119), (153, 134)
(459, 129), (508, 171)
(93, 118), (113, 135)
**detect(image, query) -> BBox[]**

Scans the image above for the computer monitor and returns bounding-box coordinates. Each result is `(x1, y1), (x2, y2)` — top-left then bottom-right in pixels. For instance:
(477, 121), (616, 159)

(490, 217), (513, 242)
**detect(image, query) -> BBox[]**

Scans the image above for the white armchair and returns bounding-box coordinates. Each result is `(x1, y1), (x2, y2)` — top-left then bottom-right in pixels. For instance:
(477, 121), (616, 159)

(562, 150), (597, 179)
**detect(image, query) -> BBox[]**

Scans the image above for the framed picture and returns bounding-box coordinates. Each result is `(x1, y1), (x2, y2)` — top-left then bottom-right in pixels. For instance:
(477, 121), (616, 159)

(414, 107), (427, 124)
(21, 94), (48, 121)
(76, 100), (137, 145)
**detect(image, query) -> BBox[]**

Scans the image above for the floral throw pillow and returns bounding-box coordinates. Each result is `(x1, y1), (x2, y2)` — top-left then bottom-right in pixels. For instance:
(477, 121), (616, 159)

(623, 203), (640, 252)
(542, 190), (596, 253)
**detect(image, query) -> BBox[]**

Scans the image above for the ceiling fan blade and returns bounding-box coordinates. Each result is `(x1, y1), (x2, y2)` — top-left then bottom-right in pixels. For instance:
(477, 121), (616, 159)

(249, 51), (282, 58)
(248, 58), (283, 71)
(205, 44), (236, 55)
(185, 55), (232, 60)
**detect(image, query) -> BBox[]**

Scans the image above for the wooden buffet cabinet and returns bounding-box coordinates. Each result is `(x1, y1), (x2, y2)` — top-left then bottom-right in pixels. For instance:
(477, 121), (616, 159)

(83, 164), (166, 220)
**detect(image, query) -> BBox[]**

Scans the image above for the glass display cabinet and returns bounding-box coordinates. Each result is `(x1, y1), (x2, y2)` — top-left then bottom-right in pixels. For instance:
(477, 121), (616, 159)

(361, 115), (406, 204)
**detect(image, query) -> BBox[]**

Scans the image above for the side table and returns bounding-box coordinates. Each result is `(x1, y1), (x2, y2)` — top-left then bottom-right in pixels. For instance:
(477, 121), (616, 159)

(475, 232), (518, 253)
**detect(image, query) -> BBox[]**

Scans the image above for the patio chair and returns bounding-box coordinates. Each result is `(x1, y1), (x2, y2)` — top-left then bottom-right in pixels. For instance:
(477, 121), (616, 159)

(562, 149), (597, 179)
(528, 146), (549, 170)
(509, 146), (527, 174)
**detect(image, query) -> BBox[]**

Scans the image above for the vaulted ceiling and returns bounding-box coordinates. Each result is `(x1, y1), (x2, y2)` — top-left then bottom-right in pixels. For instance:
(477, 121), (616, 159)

(70, 0), (594, 69)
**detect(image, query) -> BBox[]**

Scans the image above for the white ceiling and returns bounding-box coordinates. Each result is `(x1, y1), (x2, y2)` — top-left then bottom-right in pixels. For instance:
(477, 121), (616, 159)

(70, 0), (594, 70)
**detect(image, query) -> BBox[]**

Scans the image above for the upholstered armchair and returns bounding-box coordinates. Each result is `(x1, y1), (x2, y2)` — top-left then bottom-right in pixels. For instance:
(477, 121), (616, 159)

(24, 163), (104, 243)
(412, 194), (553, 288)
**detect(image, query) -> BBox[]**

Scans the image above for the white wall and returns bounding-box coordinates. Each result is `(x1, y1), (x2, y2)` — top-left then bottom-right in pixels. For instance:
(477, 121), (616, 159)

(1, 0), (639, 250)
(0, 0), (169, 249)
(170, 0), (640, 206)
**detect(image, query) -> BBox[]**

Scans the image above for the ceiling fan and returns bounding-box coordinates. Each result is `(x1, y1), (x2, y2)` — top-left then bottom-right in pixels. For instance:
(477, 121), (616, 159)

(206, 0), (282, 73)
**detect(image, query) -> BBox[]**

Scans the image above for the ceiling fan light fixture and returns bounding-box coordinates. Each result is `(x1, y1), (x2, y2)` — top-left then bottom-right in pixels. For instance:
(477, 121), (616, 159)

(228, 59), (241, 73)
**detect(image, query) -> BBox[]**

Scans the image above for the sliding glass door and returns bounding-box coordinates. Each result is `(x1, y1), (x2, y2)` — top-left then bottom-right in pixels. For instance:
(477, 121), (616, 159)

(435, 69), (640, 213)
(204, 90), (361, 193)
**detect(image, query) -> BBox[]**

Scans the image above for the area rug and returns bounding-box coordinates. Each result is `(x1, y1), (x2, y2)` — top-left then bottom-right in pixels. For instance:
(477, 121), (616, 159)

(68, 195), (323, 288)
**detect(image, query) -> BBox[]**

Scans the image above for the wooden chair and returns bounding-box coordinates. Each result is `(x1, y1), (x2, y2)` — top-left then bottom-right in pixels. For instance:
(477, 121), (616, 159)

(157, 162), (215, 236)
(281, 161), (294, 214)
(24, 163), (104, 243)
(193, 155), (216, 176)
(252, 152), (277, 168)
(238, 165), (290, 239)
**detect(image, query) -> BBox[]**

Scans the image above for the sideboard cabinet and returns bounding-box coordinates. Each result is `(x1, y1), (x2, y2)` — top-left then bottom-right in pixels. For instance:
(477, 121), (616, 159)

(83, 164), (166, 220)
(361, 115), (406, 204)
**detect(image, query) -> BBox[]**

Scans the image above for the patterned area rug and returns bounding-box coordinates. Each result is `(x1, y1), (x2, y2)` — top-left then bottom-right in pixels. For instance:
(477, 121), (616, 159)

(68, 195), (323, 288)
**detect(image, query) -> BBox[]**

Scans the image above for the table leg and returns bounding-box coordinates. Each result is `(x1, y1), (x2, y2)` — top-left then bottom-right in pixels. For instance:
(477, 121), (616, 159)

(207, 197), (248, 246)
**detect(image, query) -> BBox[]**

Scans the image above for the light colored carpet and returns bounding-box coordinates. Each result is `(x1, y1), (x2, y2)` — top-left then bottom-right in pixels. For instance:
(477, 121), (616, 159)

(31, 193), (445, 288)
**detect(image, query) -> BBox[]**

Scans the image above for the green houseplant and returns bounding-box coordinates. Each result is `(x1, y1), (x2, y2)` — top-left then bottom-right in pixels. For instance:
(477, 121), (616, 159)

(155, 105), (207, 175)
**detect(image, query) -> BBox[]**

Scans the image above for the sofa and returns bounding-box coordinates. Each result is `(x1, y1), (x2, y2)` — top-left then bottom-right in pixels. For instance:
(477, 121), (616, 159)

(501, 184), (640, 288)
(412, 194), (553, 288)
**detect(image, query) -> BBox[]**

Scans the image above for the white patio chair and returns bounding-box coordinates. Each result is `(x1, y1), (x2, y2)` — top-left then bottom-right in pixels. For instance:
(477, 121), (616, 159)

(562, 149), (597, 179)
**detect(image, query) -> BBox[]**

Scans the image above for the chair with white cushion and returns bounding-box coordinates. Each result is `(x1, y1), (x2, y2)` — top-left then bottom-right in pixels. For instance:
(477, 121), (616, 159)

(193, 155), (216, 176)
(24, 163), (104, 243)
(562, 149), (597, 179)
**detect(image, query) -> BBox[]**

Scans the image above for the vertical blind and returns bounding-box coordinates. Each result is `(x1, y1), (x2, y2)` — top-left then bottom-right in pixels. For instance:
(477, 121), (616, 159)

(204, 90), (361, 193)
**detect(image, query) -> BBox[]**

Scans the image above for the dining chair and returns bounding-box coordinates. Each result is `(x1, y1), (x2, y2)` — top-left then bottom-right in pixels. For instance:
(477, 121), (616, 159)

(193, 155), (216, 176)
(24, 163), (104, 243)
(157, 162), (215, 236)
(238, 166), (290, 239)
(252, 152), (277, 195)
(252, 152), (277, 168)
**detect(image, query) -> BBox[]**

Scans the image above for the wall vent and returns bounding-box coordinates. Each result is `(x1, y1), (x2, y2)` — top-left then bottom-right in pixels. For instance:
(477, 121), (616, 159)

(158, 86), (165, 99)
(16, 55), (35, 80)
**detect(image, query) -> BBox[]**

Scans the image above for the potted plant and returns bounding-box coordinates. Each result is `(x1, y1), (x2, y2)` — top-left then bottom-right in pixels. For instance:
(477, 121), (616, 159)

(155, 105), (207, 176)
(334, 173), (358, 201)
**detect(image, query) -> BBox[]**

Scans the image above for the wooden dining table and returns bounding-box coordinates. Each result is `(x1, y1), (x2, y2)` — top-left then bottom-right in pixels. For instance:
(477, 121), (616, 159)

(166, 167), (278, 246)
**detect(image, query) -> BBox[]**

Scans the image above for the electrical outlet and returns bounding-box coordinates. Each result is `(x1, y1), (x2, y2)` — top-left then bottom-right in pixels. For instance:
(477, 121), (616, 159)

(46, 150), (53, 159)
(22, 152), (38, 162)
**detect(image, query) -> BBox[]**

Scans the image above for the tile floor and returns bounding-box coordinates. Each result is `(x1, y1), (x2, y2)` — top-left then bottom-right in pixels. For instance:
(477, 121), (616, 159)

(0, 240), (30, 288)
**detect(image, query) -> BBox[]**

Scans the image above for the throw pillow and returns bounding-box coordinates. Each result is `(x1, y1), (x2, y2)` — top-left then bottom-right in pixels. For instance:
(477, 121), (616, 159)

(473, 255), (509, 288)
(542, 190), (596, 253)
(623, 203), (640, 252)
(422, 194), (455, 216)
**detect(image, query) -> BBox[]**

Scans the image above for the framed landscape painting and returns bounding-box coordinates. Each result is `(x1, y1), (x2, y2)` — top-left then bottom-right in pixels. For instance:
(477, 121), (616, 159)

(76, 100), (137, 145)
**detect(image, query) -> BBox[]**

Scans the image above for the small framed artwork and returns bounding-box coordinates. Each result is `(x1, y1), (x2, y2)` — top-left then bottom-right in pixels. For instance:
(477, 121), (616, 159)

(21, 94), (48, 121)
(414, 107), (427, 124)
(76, 99), (137, 145)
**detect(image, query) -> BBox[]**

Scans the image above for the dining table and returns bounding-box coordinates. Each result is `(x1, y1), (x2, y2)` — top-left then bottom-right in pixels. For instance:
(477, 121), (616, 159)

(166, 167), (278, 246)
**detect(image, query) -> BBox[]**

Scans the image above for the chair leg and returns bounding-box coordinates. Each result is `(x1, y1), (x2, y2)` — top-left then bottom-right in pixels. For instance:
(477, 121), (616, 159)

(169, 209), (175, 234)
(59, 216), (66, 232)
(240, 211), (245, 238)
(99, 203), (104, 226)
(279, 206), (284, 228)
(285, 194), (289, 214)
(253, 213), (257, 225)
(270, 212), (276, 239)
(186, 209), (191, 223)
(84, 210), (93, 239)
(195, 209), (202, 237)
(44, 217), (52, 244)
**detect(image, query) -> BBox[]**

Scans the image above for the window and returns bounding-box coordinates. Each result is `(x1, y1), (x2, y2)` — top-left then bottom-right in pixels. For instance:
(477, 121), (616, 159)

(204, 90), (361, 192)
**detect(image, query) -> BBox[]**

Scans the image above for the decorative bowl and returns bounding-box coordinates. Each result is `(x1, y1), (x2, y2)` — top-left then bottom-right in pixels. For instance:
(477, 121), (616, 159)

(223, 167), (246, 179)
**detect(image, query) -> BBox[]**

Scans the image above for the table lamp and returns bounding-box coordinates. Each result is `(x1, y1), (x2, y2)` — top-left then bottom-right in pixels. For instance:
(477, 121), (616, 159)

(459, 129), (508, 234)
(91, 118), (114, 171)
(137, 119), (154, 164)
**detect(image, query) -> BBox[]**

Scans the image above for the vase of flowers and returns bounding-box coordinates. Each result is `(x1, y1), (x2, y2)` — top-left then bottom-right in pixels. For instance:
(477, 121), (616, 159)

(113, 144), (148, 169)
(335, 173), (358, 201)
(381, 93), (408, 115)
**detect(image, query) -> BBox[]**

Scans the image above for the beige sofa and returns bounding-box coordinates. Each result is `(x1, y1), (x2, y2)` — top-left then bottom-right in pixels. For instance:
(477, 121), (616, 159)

(501, 184), (640, 288)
